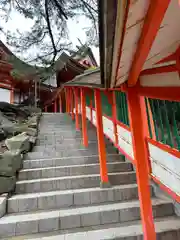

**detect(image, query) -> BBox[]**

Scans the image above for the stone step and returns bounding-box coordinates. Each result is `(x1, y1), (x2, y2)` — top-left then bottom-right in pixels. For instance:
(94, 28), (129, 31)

(38, 132), (97, 140)
(0, 199), (174, 238)
(25, 147), (117, 160)
(15, 172), (136, 194)
(36, 137), (112, 146)
(36, 136), (98, 145)
(33, 141), (114, 152)
(38, 125), (95, 131)
(18, 162), (133, 180)
(5, 217), (180, 240)
(36, 138), (98, 146)
(8, 184), (139, 213)
(23, 154), (124, 169)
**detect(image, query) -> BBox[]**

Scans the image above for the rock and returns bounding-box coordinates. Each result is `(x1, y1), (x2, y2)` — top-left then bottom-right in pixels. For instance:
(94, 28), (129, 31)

(5, 133), (30, 153)
(18, 126), (37, 137)
(29, 136), (37, 151)
(0, 111), (14, 127)
(29, 136), (37, 144)
(0, 128), (6, 141)
(0, 102), (30, 121)
(0, 176), (16, 194)
(0, 151), (22, 176)
(26, 116), (38, 129)
(0, 193), (7, 218)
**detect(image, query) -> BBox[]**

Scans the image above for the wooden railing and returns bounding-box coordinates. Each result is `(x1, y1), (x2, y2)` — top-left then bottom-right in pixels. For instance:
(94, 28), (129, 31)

(63, 85), (180, 240)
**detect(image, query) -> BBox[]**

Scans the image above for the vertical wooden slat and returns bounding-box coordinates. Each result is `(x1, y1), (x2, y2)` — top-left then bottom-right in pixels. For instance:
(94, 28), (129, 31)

(80, 88), (88, 147)
(127, 87), (156, 240)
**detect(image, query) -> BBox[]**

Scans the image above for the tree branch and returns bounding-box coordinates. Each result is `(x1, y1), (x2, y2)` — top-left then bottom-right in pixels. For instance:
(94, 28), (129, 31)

(52, 0), (68, 20)
(45, 0), (57, 62)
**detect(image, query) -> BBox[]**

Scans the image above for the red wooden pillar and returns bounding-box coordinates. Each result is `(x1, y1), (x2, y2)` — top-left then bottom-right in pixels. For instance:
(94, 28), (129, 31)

(112, 91), (118, 145)
(65, 88), (69, 113)
(10, 88), (14, 104)
(54, 100), (57, 113)
(59, 94), (62, 113)
(71, 88), (75, 120)
(74, 88), (80, 130)
(94, 89), (109, 187)
(45, 106), (47, 112)
(90, 98), (93, 123)
(127, 87), (156, 240)
(68, 88), (71, 115)
(80, 88), (88, 147)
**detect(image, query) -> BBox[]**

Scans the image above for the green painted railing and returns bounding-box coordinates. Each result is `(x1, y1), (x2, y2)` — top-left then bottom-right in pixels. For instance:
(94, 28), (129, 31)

(85, 94), (95, 108)
(146, 98), (180, 151)
(85, 91), (130, 126)
(115, 91), (129, 126)
(100, 92), (112, 117)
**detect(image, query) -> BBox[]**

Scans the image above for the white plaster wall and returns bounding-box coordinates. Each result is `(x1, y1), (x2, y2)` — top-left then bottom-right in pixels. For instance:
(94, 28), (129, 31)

(0, 88), (10, 103)
(86, 106), (133, 158)
(149, 143), (180, 196)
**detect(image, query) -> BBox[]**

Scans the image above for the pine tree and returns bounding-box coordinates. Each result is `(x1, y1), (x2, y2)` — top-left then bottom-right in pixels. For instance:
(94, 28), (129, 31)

(0, 0), (98, 66)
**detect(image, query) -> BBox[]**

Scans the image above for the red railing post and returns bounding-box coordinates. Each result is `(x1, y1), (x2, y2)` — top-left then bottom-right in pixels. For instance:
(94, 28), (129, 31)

(94, 89), (109, 187)
(90, 98), (93, 123)
(74, 88), (80, 130)
(45, 106), (47, 112)
(65, 88), (69, 113)
(112, 91), (118, 146)
(80, 88), (88, 147)
(71, 88), (75, 120)
(54, 100), (57, 113)
(59, 93), (62, 113)
(10, 87), (14, 104)
(127, 87), (156, 240)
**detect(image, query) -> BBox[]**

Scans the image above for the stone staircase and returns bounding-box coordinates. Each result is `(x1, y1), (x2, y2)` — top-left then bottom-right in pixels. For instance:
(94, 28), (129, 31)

(1, 113), (180, 239)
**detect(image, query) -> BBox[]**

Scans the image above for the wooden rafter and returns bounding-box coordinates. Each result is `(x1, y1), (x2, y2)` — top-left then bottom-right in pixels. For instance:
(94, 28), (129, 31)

(128, 0), (170, 86)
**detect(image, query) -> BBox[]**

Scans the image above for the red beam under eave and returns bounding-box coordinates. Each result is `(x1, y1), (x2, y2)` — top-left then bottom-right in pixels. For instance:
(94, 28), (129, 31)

(128, 0), (170, 86)
(138, 86), (180, 102)
(140, 64), (177, 75)
(156, 46), (180, 65)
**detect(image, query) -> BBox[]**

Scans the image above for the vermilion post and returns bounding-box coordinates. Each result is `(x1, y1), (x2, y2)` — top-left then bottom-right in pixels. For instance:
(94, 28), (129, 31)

(90, 98), (93, 123)
(54, 100), (57, 113)
(112, 91), (118, 145)
(69, 89), (71, 114)
(80, 88), (88, 147)
(74, 88), (80, 130)
(94, 89), (109, 186)
(45, 106), (47, 112)
(10, 88), (14, 104)
(71, 88), (75, 120)
(127, 87), (156, 240)
(59, 94), (62, 113)
(65, 88), (69, 113)
(67, 88), (70, 114)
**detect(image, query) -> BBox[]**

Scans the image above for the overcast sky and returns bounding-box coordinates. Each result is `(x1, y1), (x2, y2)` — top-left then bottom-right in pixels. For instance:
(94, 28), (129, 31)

(0, 9), (100, 65)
